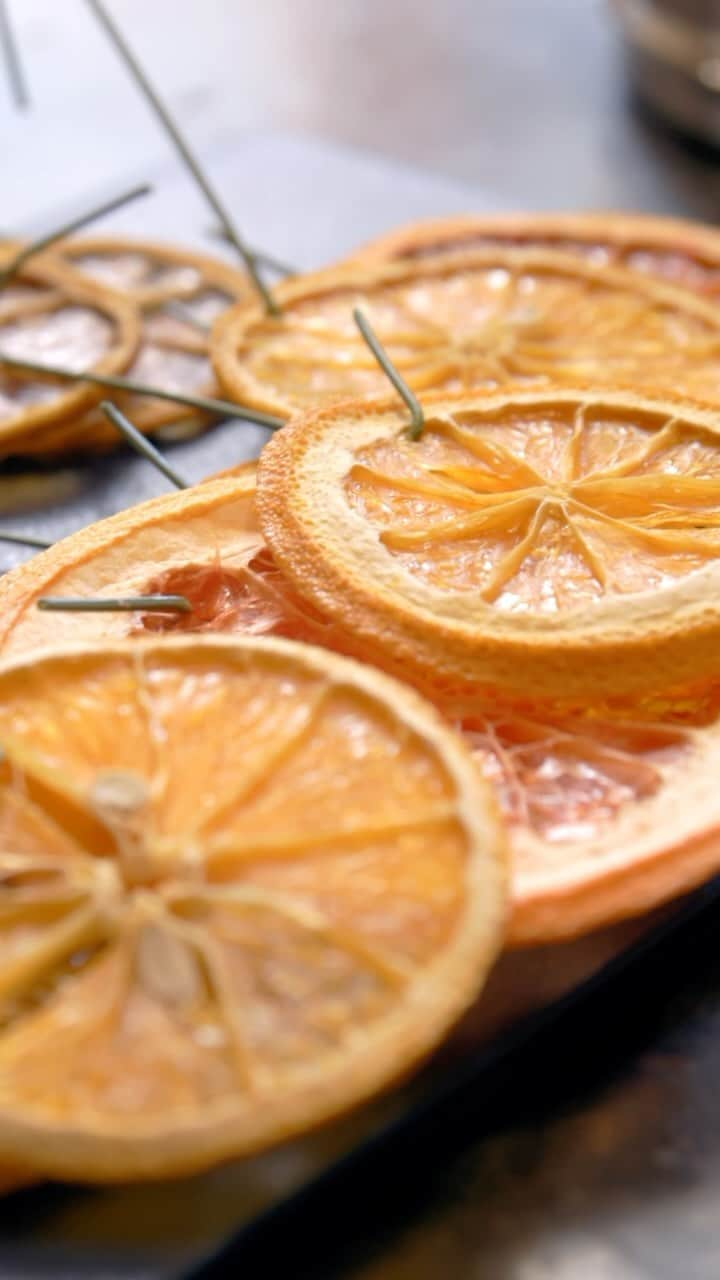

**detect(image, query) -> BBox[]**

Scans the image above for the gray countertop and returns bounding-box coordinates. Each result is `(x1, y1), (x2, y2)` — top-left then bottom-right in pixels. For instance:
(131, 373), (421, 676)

(4, 3), (720, 1277)
(6, 0), (720, 221)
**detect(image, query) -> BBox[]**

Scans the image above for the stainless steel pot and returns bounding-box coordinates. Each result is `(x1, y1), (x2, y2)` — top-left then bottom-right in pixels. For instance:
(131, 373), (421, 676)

(614, 0), (720, 144)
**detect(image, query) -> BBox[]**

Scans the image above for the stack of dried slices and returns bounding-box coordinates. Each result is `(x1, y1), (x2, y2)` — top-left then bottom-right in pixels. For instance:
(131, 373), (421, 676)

(0, 237), (256, 454)
(2, 212), (720, 1184)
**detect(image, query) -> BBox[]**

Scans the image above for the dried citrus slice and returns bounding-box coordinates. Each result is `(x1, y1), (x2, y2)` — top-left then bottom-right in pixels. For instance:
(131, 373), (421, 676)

(0, 633), (504, 1181)
(3, 463), (720, 944)
(0, 464), (328, 656)
(458, 679), (720, 943)
(211, 245), (720, 419)
(32, 238), (255, 452)
(354, 210), (720, 297)
(0, 247), (139, 455)
(257, 385), (720, 701)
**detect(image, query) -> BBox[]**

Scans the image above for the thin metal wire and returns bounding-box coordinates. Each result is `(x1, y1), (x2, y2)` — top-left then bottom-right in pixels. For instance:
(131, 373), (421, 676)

(87, 0), (280, 315)
(163, 299), (210, 334)
(38, 594), (191, 613)
(0, 354), (284, 431)
(0, 0), (29, 110)
(0, 530), (51, 549)
(206, 228), (296, 278)
(100, 401), (188, 489)
(353, 307), (425, 440)
(0, 183), (152, 287)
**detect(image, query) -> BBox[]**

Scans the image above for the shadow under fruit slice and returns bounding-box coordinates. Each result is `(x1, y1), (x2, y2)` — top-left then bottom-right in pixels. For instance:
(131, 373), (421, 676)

(0, 633), (504, 1181)
(211, 244), (720, 420)
(3, 463), (720, 946)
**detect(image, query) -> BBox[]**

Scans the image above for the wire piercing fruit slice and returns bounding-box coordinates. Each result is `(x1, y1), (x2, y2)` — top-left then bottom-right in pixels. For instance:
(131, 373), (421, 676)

(0, 464), (327, 657)
(37, 238), (256, 450)
(354, 210), (720, 298)
(5, 460), (720, 945)
(257, 385), (720, 701)
(0, 633), (505, 1181)
(0, 249), (139, 455)
(211, 245), (720, 420)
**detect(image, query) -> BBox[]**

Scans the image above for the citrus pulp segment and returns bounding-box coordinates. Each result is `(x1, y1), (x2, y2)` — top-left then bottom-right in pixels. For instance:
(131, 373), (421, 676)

(257, 386), (720, 700)
(212, 246), (720, 420)
(458, 681), (720, 942)
(4, 464), (720, 943)
(0, 634), (505, 1180)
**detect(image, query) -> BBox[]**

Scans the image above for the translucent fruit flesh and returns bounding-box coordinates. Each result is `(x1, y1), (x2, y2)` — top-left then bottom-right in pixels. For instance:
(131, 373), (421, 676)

(213, 249), (720, 419)
(35, 241), (252, 449)
(354, 212), (720, 295)
(0, 253), (138, 452)
(0, 305), (114, 423)
(132, 565), (716, 859)
(133, 565), (720, 920)
(387, 238), (720, 292)
(2, 462), (719, 943)
(132, 549), (332, 644)
(0, 636), (503, 1179)
(342, 399), (720, 614)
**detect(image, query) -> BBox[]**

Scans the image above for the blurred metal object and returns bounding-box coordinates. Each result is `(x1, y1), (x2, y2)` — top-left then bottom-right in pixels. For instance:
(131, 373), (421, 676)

(99, 402), (188, 491)
(0, 0), (29, 110)
(614, 0), (720, 144)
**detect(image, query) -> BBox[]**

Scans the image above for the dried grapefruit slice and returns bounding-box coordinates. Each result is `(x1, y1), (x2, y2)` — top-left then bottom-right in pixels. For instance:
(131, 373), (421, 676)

(0, 634), (504, 1180)
(458, 681), (720, 943)
(212, 246), (720, 419)
(0, 248), (139, 455)
(33, 238), (255, 452)
(354, 210), (720, 297)
(257, 385), (720, 701)
(3, 464), (720, 944)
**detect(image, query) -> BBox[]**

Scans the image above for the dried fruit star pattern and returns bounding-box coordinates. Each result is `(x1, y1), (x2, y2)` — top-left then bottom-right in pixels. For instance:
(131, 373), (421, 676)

(211, 246), (720, 420)
(0, 634), (504, 1180)
(257, 386), (720, 701)
(0, 247), (139, 456)
(4, 461), (720, 944)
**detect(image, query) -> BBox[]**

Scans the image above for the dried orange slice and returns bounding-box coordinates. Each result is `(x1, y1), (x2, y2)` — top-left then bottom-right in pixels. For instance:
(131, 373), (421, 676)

(33, 238), (255, 452)
(4, 464), (720, 943)
(211, 245), (720, 419)
(354, 210), (720, 297)
(0, 464), (324, 656)
(4, 464), (720, 948)
(257, 385), (720, 701)
(0, 248), (139, 456)
(0, 633), (504, 1181)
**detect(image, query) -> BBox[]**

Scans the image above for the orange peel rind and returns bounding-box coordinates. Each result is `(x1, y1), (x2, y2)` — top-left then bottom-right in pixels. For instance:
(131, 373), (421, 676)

(212, 246), (720, 420)
(257, 385), (720, 701)
(0, 632), (505, 1180)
